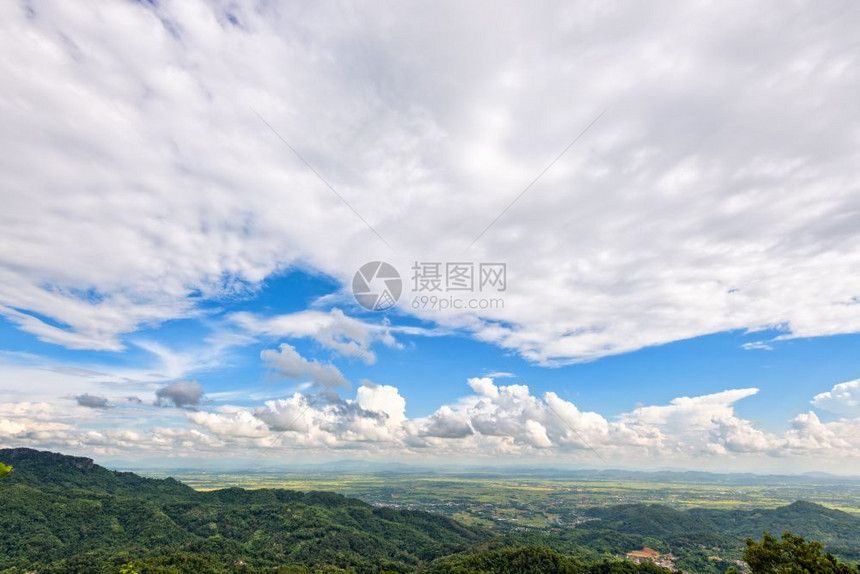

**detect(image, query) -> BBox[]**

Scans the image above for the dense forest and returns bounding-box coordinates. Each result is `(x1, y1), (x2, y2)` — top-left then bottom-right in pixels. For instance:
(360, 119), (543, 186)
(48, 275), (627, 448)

(0, 448), (858, 574)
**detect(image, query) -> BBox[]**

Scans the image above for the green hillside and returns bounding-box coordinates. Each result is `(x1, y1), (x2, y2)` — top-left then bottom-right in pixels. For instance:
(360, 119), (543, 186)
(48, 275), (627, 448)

(0, 448), (193, 497)
(579, 501), (860, 561)
(1, 448), (858, 573)
(0, 448), (485, 573)
(426, 546), (669, 574)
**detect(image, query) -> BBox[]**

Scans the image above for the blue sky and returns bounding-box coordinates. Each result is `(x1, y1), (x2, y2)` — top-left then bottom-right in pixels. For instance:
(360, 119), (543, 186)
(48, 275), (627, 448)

(8, 267), (858, 426)
(1, 0), (860, 472)
(2, 265), (859, 471)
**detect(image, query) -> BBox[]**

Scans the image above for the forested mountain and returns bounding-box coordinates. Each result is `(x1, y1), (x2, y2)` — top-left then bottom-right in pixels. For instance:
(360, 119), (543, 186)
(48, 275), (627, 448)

(0, 448), (486, 572)
(1, 448), (858, 574)
(0, 448), (194, 497)
(0, 448), (664, 573)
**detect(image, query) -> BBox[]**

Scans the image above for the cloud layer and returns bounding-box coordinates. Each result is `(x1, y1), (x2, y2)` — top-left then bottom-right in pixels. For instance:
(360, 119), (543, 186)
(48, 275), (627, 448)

(5, 374), (860, 471)
(1, 1), (859, 362)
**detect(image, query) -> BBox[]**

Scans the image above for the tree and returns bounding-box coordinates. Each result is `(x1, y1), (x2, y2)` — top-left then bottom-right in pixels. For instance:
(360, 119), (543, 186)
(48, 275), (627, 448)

(0, 462), (11, 480)
(743, 532), (857, 573)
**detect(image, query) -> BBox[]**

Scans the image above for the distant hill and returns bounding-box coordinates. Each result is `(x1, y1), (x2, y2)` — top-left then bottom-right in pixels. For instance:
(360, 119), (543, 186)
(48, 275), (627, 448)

(581, 500), (860, 562)
(715, 500), (860, 561)
(201, 461), (860, 484)
(116, 458), (860, 484)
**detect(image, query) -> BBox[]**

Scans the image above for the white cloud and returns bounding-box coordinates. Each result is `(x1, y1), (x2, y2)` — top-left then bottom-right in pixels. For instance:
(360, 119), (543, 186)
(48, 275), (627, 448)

(0, 399), (224, 455)
(187, 408), (269, 439)
(132, 339), (237, 380)
(467, 376), (500, 399)
(3, 373), (860, 470)
(250, 383), (410, 445)
(356, 382), (407, 426)
(621, 388), (759, 431)
(783, 412), (860, 457)
(260, 343), (348, 388)
(811, 379), (860, 416)
(0, 418), (28, 437)
(232, 309), (399, 364)
(422, 406), (474, 439)
(0, 1), (858, 363)
(742, 341), (773, 351)
(522, 420), (553, 449)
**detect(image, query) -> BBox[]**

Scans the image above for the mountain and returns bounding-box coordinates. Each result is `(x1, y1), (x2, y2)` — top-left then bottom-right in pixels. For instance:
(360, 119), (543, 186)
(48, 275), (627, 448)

(0, 448), (487, 573)
(2, 448), (857, 573)
(0, 449), (681, 573)
(0, 447), (194, 497)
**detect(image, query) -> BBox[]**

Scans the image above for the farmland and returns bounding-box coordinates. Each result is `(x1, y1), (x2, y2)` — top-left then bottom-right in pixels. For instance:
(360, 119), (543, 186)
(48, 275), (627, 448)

(144, 468), (860, 532)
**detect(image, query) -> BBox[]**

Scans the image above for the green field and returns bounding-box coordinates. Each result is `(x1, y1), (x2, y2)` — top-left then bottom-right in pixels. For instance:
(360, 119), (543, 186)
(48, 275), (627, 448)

(143, 469), (860, 532)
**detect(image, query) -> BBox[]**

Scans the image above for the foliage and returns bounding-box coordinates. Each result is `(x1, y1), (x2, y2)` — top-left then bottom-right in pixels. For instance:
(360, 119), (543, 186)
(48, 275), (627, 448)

(0, 448), (486, 573)
(427, 546), (670, 573)
(2, 448), (859, 574)
(0, 462), (11, 480)
(579, 501), (860, 562)
(743, 532), (859, 574)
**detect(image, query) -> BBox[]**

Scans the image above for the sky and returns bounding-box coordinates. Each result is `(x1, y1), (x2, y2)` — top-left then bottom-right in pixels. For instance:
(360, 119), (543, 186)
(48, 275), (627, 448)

(1, 0), (860, 473)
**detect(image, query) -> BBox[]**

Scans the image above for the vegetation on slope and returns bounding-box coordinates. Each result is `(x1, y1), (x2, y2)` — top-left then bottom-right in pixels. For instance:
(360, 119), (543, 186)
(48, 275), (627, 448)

(581, 501), (860, 562)
(1, 448), (858, 574)
(0, 448), (485, 573)
(743, 532), (858, 574)
(427, 545), (670, 574)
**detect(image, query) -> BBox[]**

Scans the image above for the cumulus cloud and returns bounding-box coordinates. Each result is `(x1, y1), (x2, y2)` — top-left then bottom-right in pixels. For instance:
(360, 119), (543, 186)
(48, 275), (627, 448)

(253, 384), (408, 444)
(1, 1), (859, 363)
(252, 394), (316, 435)
(468, 377), (500, 399)
(0, 418), (28, 437)
(0, 402), (85, 445)
(0, 399), (225, 454)
(356, 382), (407, 426)
(155, 381), (205, 408)
(410, 380), (860, 461)
(176, 376), (860, 465)
(422, 406), (474, 439)
(187, 409), (270, 439)
(183, 382), (411, 449)
(3, 375), (860, 468)
(75, 394), (110, 409)
(260, 343), (348, 389)
(811, 380), (860, 416)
